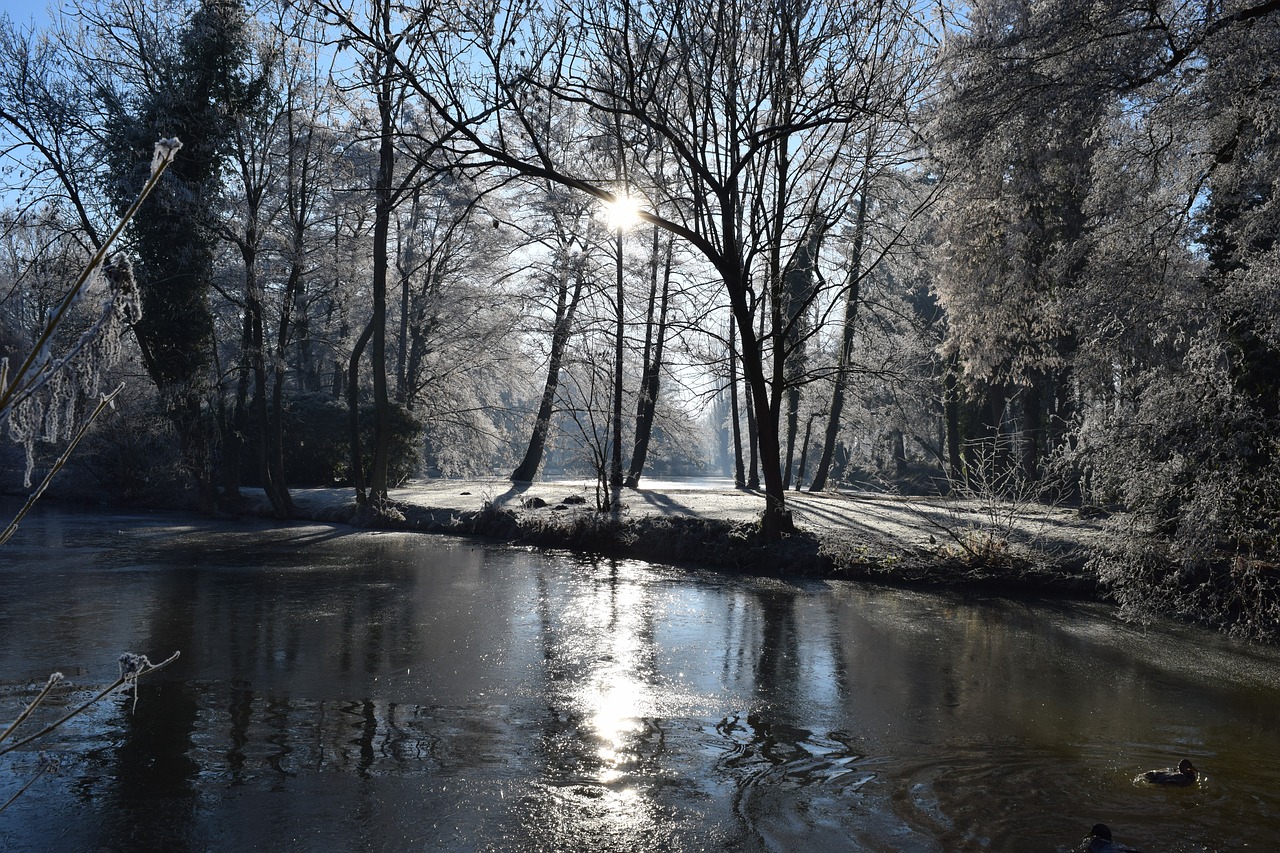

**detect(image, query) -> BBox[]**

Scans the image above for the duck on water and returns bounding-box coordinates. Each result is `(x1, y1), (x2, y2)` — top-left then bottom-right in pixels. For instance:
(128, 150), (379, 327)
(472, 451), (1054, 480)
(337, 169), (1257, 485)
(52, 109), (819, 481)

(1135, 758), (1199, 786)
(1079, 823), (1142, 853)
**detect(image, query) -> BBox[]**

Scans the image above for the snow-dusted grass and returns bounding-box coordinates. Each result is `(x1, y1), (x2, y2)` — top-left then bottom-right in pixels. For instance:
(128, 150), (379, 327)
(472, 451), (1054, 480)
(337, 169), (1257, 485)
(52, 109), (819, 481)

(246, 477), (1111, 595)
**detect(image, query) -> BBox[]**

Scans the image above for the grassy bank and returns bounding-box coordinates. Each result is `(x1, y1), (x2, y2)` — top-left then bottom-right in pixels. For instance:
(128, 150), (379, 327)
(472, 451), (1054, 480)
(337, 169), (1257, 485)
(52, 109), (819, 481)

(288, 485), (1102, 599)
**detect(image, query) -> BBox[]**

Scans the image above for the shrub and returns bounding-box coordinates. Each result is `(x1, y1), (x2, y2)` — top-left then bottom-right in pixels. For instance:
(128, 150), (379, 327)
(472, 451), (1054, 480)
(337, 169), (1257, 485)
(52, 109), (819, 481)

(278, 392), (348, 486)
(270, 392), (423, 487)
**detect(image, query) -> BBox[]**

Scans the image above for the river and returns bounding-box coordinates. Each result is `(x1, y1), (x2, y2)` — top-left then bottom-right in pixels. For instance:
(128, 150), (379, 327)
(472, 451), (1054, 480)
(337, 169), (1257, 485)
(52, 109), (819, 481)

(1, 505), (1278, 851)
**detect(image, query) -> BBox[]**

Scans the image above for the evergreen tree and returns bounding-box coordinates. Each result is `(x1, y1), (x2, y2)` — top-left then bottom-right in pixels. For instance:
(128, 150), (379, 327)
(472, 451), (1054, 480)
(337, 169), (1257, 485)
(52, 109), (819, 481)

(102, 0), (263, 507)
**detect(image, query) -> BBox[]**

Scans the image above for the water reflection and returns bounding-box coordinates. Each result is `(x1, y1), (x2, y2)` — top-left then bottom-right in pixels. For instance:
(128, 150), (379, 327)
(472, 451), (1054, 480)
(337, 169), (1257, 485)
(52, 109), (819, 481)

(2, 505), (1280, 851)
(520, 558), (678, 848)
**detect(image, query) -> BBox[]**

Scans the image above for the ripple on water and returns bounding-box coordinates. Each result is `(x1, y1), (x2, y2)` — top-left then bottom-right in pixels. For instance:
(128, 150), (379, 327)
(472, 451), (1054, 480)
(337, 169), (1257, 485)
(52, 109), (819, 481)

(701, 711), (948, 852)
(873, 738), (1279, 853)
(711, 712), (875, 790)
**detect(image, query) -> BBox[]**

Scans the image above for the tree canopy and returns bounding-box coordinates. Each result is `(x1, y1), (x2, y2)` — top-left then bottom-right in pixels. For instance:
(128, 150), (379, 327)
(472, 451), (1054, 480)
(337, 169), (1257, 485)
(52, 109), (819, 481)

(1, 0), (1278, 635)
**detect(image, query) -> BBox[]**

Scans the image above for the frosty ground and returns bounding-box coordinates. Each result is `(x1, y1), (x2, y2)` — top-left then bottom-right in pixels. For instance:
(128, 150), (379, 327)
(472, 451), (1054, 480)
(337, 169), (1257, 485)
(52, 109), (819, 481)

(244, 477), (1112, 597)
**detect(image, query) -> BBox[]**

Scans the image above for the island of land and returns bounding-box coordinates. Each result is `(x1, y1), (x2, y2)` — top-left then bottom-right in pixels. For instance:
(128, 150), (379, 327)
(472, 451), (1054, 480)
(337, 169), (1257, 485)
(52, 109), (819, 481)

(240, 478), (1113, 598)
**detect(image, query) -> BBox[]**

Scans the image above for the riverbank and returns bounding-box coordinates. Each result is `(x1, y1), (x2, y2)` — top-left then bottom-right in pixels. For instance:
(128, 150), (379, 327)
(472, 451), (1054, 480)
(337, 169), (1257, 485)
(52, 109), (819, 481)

(237, 478), (1113, 598)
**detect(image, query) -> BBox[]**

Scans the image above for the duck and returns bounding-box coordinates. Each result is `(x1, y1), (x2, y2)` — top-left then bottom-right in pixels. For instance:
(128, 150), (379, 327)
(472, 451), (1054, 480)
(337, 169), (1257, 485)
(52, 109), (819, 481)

(1079, 823), (1143, 853)
(1135, 758), (1198, 786)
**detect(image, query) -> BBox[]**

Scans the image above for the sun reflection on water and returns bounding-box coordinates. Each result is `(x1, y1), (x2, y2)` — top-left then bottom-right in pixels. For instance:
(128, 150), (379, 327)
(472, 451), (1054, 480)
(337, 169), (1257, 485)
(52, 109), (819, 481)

(559, 563), (666, 847)
(591, 673), (644, 769)
(585, 578), (649, 773)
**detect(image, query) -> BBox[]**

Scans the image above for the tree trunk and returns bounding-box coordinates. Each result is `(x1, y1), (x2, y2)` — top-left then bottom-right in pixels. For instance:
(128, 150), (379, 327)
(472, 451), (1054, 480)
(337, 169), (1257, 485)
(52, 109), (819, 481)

(1050, 365), (1082, 496)
(224, 309), (252, 501)
(609, 229), (624, 511)
(512, 259), (586, 482)
(247, 285), (284, 515)
(745, 378), (760, 490)
(794, 412), (817, 490)
(780, 218), (823, 489)
(715, 392), (730, 477)
(242, 241), (290, 518)
(782, 386), (801, 489)
(729, 323), (745, 488)
(944, 355), (964, 488)
(808, 276), (860, 492)
(295, 305), (321, 392)
(395, 189), (422, 403)
(626, 232), (672, 488)
(890, 429), (906, 474)
(1019, 377), (1043, 483)
(744, 361), (791, 538)
(269, 234), (305, 518)
(271, 104), (311, 516)
(810, 174), (870, 493)
(176, 388), (218, 514)
(725, 266), (792, 538)
(975, 385), (1007, 484)
(368, 11), (395, 503)
(347, 317), (375, 507)
(331, 358), (345, 398)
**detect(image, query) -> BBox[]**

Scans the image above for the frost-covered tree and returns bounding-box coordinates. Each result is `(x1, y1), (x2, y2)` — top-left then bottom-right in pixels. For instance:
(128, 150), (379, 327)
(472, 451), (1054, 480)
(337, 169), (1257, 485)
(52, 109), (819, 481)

(392, 171), (518, 477)
(359, 0), (940, 537)
(0, 141), (177, 541)
(932, 0), (1280, 638)
(933, 0), (1107, 485)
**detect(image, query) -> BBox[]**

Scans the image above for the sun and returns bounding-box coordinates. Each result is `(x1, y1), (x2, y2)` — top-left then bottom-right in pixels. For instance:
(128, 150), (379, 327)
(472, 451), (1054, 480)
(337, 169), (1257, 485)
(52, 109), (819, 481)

(602, 194), (642, 231)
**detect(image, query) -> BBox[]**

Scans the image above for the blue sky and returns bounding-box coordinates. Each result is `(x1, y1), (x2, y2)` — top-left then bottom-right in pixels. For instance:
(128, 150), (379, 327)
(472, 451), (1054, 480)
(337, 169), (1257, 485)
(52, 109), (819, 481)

(4, 0), (55, 29)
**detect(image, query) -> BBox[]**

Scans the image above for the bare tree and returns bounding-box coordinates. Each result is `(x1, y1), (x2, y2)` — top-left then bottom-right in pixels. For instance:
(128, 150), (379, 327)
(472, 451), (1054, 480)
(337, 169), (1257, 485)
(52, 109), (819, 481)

(320, 0), (445, 505)
(509, 185), (596, 482)
(625, 226), (675, 487)
(0, 15), (111, 252)
(329, 0), (938, 537)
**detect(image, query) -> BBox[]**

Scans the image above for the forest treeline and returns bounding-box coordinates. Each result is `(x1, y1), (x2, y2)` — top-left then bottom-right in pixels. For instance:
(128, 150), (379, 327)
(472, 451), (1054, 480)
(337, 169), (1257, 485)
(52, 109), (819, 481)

(1, 1), (1278, 636)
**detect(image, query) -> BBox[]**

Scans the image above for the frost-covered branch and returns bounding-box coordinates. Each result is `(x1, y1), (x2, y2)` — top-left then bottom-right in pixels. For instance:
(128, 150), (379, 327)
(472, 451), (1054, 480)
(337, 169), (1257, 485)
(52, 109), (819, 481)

(0, 138), (180, 510)
(0, 651), (181, 813)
